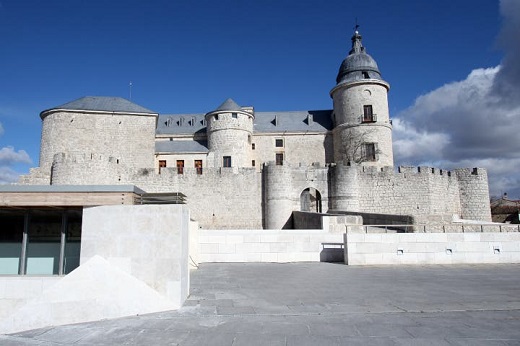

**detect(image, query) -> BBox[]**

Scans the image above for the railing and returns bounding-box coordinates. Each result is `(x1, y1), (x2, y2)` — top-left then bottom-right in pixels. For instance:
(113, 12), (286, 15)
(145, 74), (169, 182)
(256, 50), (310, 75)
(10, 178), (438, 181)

(349, 223), (520, 234)
(135, 192), (187, 205)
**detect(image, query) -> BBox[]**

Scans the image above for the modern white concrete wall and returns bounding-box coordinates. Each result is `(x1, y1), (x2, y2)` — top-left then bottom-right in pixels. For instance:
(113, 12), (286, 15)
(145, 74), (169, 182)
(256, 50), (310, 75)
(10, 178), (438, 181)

(198, 229), (344, 263)
(0, 277), (60, 321)
(81, 204), (190, 306)
(345, 232), (520, 265)
(0, 204), (190, 334)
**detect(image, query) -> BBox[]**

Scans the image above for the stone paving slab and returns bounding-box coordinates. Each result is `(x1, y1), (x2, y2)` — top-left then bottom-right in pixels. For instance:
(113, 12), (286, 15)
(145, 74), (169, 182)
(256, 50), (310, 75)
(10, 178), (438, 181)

(1, 263), (520, 345)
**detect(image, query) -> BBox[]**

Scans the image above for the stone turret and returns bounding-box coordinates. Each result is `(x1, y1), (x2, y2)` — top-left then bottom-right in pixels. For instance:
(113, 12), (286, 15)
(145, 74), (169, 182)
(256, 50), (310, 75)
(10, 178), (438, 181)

(38, 96), (158, 184)
(205, 98), (254, 168)
(330, 30), (393, 167)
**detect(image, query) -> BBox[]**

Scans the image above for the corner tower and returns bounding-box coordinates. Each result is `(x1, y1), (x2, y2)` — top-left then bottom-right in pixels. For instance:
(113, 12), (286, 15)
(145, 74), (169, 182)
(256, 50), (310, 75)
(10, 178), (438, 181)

(330, 30), (393, 167)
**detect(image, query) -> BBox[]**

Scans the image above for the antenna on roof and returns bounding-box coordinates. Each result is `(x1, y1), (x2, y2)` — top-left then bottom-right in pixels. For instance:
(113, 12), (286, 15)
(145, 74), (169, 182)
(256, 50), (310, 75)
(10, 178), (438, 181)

(129, 81), (133, 100)
(354, 18), (359, 34)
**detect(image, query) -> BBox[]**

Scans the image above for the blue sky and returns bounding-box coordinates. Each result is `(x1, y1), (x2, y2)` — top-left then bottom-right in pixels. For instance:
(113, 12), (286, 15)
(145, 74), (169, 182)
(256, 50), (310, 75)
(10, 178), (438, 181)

(1, 0), (518, 198)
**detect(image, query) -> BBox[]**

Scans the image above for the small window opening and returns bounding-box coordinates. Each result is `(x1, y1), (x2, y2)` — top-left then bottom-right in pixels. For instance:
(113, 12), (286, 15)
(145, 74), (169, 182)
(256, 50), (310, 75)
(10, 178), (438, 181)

(159, 160), (166, 173)
(362, 105), (374, 122)
(363, 143), (377, 162)
(214, 114), (219, 121)
(276, 153), (284, 166)
(252, 160), (256, 167)
(223, 156), (232, 168)
(275, 139), (284, 148)
(195, 160), (203, 175)
(232, 113), (238, 119)
(252, 143), (256, 150)
(176, 160), (184, 174)
(362, 71), (370, 79)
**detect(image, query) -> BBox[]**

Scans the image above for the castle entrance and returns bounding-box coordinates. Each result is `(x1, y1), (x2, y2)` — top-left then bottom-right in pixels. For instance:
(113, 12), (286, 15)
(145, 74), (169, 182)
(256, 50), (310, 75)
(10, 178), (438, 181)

(300, 188), (322, 213)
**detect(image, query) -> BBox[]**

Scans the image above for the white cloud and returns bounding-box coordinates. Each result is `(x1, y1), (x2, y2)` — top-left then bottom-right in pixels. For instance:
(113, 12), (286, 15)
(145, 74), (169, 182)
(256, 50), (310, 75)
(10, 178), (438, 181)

(0, 146), (32, 165)
(0, 166), (21, 184)
(0, 121), (33, 184)
(393, 66), (520, 198)
(393, 0), (520, 199)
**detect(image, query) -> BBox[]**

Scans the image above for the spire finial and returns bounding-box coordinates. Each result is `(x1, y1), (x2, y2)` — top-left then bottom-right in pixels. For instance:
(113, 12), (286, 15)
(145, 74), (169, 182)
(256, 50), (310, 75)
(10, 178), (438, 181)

(349, 20), (363, 55)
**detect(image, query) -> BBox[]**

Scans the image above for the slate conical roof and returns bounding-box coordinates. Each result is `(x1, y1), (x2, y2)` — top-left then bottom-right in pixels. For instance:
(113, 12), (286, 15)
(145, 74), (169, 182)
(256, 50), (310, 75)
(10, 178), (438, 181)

(41, 96), (157, 118)
(214, 98), (241, 112)
(336, 30), (382, 84)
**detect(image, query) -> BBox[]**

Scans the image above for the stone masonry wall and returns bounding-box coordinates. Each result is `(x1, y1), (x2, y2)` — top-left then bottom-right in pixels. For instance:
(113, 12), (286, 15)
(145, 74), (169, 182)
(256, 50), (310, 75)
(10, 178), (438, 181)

(455, 168), (492, 221)
(354, 166), (492, 224)
(39, 111), (156, 174)
(132, 167), (263, 229)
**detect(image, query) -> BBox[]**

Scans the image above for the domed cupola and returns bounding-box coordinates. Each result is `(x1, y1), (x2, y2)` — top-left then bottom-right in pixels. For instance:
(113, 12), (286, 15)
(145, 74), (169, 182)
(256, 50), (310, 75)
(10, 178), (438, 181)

(336, 30), (382, 84)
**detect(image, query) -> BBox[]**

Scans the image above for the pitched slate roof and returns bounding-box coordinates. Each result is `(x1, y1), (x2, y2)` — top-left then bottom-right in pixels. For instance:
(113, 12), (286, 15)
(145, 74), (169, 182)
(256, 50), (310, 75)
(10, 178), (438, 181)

(41, 96), (156, 118)
(155, 140), (209, 153)
(254, 110), (333, 133)
(156, 110), (333, 136)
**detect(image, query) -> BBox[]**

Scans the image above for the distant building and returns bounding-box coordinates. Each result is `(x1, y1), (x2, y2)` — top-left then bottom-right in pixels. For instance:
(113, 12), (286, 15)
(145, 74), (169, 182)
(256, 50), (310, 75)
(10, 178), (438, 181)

(491, 194), (520, 224)
(19, 30), (492, 229)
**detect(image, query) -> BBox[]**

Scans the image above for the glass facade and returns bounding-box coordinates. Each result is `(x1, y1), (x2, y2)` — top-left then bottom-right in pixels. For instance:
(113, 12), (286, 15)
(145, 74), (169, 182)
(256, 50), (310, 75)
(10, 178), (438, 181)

(0, 208), (82, 275)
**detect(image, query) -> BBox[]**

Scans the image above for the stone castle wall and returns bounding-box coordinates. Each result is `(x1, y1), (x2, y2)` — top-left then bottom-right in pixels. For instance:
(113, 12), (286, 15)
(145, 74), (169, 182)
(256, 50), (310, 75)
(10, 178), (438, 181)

(131, 167), (263, 229)
(355, 166), (491, 223)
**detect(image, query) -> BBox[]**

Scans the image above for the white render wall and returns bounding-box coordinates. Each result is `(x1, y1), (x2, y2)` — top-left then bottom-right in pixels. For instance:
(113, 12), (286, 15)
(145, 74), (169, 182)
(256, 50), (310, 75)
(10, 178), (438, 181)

(345, 232), (520, 265)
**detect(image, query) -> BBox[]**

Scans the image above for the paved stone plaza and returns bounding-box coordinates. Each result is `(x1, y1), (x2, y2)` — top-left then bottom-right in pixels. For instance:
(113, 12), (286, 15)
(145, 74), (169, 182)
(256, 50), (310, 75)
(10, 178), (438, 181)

(2, 263), (520, 345)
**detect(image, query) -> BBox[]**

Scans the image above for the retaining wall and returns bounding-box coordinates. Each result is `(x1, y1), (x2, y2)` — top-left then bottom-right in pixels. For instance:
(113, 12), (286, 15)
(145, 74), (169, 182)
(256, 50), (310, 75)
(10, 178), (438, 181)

(345, 232), (520, 265)
(197, 229), (344, 263)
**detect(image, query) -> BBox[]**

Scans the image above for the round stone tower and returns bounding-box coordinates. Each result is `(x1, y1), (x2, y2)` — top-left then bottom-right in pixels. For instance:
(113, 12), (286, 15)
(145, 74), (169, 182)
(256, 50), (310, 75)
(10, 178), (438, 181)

(330, 30), (393, 167)
(205, 98), (254, 168)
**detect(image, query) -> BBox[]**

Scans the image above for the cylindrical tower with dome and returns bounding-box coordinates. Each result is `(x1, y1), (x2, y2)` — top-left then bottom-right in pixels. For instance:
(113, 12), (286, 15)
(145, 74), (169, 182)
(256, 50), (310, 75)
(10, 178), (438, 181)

(330, 30), (393, 167)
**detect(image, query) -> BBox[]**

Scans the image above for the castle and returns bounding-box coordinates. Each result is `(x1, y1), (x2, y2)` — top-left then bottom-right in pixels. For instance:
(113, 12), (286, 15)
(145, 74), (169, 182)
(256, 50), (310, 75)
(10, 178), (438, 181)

(20, 30), (492, 228)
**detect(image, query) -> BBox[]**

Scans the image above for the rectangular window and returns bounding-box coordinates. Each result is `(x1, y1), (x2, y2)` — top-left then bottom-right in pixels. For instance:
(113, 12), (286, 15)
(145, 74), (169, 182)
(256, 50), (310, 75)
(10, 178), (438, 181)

(275, 139), (284, 147)
(276, 153), (284, 166)
(159, 160), (166, 173)
(363, 105), (374, 122)
(176, 160), (184, 174)
(232, 113), (238, 119)
(0, 208), (82, 276)
(195, 160), (203, 175)
(252, 160), (256, 167)
(362, 71), (370, 79)
(223, 156), (232, 168)
(0, 210), (24, 274)
(363, 143), (377, 162)
(252, 143), (256, 150)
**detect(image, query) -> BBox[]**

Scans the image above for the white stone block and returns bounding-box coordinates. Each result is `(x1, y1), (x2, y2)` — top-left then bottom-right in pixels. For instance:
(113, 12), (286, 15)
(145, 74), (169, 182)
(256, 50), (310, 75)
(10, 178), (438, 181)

(261, 234), (280, 242)
(226, 235), (244, 244)
(269, 242), (288, 253)
(218, 243), (236, 254)
(462, 233), (481, 242)
(261, 253), (279, 262)
(200, 243), (219, 254)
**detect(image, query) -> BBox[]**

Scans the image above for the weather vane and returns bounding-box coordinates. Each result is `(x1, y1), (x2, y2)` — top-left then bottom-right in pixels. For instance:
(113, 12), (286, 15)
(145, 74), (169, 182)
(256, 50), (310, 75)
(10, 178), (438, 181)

(354, 18), (359, 33)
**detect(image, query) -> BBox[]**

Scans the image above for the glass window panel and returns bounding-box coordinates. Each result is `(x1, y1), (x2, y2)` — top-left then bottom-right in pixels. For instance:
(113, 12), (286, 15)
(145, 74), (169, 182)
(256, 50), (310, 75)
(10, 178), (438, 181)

(0, 210), (24, 275)
(64, 209), (82, 274)
(26, 210), (62, 275)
